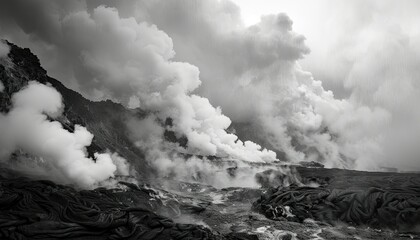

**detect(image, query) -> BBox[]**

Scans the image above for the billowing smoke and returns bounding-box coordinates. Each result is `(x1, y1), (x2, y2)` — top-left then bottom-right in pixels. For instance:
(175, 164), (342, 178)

(1, 0), (419, 176)
(111, 0), (360, 167)
(127, 115), (299, 188)
(0, 3), (277, 163)
(0, 81), (130, 188)
(114, 0), (420, 171)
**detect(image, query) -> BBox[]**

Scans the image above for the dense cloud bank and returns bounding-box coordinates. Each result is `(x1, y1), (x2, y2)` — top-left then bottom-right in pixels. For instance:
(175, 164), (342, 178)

(1, 1), (277, 165)
(0, 81), (129, 188)
(0, 0), (419, 173)
(121, 0), (420, 171)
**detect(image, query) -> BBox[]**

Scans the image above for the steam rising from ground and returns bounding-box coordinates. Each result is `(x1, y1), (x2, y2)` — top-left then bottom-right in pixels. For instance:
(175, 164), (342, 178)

(127, 115), (298, 188)
(0, 0), (419, 177)
(1, 3), (277, 163)
(119, 0), (420, 171)
(106, 0), (384, 169)
(0, 41), (9, 59)
(0, 81), (129, 188)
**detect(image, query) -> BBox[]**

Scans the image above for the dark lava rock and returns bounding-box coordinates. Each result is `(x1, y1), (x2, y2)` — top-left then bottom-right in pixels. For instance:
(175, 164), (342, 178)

(0, 171), (269, 239)
(225, 232), (259, 240)
(298, 161), (324, 168)
(281, 234), (293, 240)
(0, 174), (225, 239)
(252, 184), (420, 232)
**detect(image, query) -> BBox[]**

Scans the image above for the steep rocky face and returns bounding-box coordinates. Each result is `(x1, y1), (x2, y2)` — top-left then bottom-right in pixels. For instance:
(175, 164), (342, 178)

(0, 41), (149, 177)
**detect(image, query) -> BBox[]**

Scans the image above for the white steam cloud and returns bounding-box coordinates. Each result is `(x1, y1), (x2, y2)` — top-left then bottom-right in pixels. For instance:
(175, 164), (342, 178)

(116, 0), (356, 167)
(0, 81), (129, 188)
(1, 0), (419, 175)
(126, 114), (298, 188)
(116, 0), (420, 171)
(0, 40), (9, 59)
(0, 4), (276, 163)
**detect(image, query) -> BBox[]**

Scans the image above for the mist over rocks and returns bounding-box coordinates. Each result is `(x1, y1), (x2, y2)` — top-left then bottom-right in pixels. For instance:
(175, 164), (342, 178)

(0, 40), (298, 192)
(1, 0), (419, 188)
(0, 1), (419, 239)
(0, 41), (9, 59)
(0, 0), (403, 172)
(0, 80), (129, 188)
(1, 0), (419, 175)
(0, 41), (145, 188)
(78, 0), (420, 172)
(1, 3), (278, 166)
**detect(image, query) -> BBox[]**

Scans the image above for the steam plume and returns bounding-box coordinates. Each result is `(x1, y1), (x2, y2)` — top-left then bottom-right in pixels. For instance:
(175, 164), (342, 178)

(1, 4), (276, 163)
(0, 40), (9, 59)
(116, 0), (420, 171)
(1, 0), (419, 174)
(0, 81), (129, 188)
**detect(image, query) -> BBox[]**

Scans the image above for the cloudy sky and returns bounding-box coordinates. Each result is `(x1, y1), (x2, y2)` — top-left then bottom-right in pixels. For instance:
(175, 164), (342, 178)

(232, 0), (420, 97)
(1, 0), (420, 172)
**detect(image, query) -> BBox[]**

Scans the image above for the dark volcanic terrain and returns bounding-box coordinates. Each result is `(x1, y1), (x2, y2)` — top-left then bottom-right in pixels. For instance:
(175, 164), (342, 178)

(1, 166), (420, 239)
(0, 42), (420, 239)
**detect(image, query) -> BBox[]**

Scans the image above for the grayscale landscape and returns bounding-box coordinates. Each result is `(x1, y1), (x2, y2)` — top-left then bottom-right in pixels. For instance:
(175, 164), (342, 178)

(0, 1), (419, 239)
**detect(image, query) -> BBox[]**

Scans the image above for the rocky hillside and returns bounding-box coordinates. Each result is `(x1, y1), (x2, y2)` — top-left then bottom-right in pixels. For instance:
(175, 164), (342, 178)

(0, 41), (149, 176)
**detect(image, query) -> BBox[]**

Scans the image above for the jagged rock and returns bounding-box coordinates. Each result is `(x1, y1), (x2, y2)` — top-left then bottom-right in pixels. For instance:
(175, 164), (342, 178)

(0, 173), (226, 240)
(225, 232), (259, 240)
(252, 184), (420, 232)
(298, 161), (324, 168)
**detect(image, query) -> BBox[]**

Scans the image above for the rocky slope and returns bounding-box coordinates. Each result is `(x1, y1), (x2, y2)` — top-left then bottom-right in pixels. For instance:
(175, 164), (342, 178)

(0, 41), (149, 177)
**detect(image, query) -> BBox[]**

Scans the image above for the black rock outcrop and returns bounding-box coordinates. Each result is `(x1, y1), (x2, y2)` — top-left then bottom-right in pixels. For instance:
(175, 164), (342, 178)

(0, 172), (224, 239)
(253, 169), (420, 233)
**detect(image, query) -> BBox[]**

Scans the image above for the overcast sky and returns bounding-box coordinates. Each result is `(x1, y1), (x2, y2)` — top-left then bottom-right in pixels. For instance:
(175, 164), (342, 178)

(232, 0), (420, 98)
